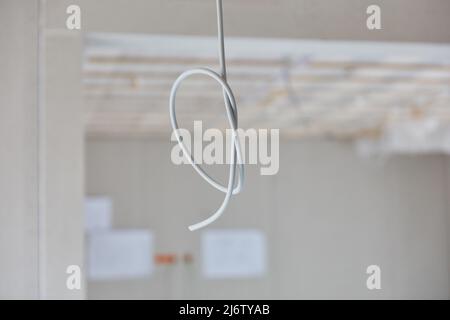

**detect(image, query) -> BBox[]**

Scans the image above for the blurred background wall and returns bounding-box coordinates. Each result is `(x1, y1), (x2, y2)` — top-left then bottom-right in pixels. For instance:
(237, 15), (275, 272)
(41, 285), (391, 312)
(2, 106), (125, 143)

(86, 138), (450, 299)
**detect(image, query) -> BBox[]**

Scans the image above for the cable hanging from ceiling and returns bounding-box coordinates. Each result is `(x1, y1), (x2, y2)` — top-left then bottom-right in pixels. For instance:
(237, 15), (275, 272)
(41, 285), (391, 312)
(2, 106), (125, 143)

(169, 0), (245, 231)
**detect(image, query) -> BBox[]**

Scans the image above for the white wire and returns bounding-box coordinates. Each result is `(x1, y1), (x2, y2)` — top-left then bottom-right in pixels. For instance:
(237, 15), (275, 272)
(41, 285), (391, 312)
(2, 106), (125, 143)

(169, 0), (245, 231)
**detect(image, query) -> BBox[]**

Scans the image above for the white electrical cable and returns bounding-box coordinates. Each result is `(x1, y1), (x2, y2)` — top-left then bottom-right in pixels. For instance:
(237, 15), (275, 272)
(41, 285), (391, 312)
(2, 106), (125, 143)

(169, 0), (245, 231)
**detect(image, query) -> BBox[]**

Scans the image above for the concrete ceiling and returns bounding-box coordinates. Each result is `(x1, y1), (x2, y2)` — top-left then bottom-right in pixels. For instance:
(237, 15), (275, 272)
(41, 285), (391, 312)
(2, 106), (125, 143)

(45, 0), (450, 43)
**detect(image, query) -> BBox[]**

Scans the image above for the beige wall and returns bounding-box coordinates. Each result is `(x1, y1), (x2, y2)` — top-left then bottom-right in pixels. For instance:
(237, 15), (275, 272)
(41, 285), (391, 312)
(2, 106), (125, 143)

(86, 138), (450, 299)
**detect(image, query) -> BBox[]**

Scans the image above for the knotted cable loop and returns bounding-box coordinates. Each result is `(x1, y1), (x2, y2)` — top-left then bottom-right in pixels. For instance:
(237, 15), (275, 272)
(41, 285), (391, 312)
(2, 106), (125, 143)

(169, 67), (244, 231)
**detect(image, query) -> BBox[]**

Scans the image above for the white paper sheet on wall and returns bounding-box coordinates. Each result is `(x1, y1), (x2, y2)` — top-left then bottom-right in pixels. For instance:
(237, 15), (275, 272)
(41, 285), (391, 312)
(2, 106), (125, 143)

(201, 229), (267, 279)
(85, 196), (112, 232)
(88, 230), (154, 280)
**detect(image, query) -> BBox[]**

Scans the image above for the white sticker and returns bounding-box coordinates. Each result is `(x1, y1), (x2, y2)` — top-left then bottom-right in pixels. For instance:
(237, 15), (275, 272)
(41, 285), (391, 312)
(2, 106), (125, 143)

(88, 230), (153, 280)
(201, 229), (267, 279)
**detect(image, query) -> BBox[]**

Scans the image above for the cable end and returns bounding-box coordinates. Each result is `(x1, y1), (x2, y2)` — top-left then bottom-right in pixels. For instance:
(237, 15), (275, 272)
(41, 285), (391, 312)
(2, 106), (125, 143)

(188, 224), (198, 232)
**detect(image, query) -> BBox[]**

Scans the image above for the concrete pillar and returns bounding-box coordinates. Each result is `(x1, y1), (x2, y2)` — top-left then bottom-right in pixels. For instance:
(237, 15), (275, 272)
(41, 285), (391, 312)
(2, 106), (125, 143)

(41, 30), (84, 299)
(0, 0), (40, 299)
(0, 0), (85, 299)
